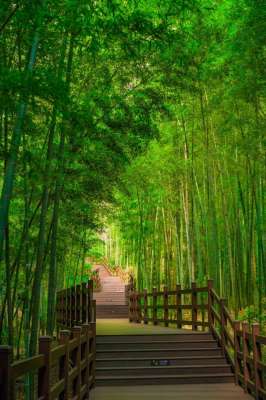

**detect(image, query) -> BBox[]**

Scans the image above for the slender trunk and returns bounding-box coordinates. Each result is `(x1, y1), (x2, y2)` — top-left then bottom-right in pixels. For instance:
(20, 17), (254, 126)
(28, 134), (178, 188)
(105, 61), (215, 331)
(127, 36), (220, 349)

(5, 223), (13, 347)
(29, 106), (57, 356)
(0, 19), (42, 260)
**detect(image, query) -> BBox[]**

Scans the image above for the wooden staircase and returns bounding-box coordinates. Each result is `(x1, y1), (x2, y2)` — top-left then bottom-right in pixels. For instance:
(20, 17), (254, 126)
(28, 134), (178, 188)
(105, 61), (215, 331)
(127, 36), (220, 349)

(93, 265), (128, 318)
(95, 332), (234, 386)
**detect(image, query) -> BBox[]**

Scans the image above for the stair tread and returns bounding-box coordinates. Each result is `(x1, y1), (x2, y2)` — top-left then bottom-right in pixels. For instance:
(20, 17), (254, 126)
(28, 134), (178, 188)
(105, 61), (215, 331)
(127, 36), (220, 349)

(97, 372), (234, 379)
(97, 355), (224, 361)
(97, 340), (216, 344)
(97, 347), (220, 352)
(97, 333), (211, 336)
(97, 364), (230, 371)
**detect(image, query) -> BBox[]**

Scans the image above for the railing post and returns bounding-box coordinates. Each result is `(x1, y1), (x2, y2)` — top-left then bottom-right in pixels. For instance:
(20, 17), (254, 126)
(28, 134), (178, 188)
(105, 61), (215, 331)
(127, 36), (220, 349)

(90, 321), (96, 388)
(152, 287), (158, 325)
(134, 292), (138, 323)
(67, 288), (71, 327)
(81, 324), (90, 396)
(81, 282), (87, 324)
(92, 300), (96, 323)
(59, 330), (70, 400)
(233, 320), (241, 386)
(207, 279), (214, 332)
(87, 280), (93, 322)
(0, 346), (14, 400)
(129, 274), (134, 292)
(129, 292), (133, 323)
(132, 292), (136, 322)
(136, 293), (142, 323)
(63, 289), (67, 327)
(76, 284), (81, 324)
(242, 322), (250, 393)
(72, 326), (82, 399)
(38, 336), (53, 400)
(252, 323), (261, 399)
(191, 282), (197, 331)
(55, 291), (60, 328)
(176, 284), (182, 329)
(220, 298), (227, 355)
(164, 286), (169, 327)
(143, 289), (148, 324)
(71, 286), (76, 327)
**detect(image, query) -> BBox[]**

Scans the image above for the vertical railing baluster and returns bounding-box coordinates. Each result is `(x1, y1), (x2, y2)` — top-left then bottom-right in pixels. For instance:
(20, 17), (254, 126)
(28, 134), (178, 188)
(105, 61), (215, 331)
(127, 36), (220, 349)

(38, 336), (52, 400)
(252, 323), (261, 400)
(220, 298), (227, 355)
(60, 330), (70, 400)
(176, 284), (182, 329)
(90, 321), (96, 388)
(191, 282), (197, 331)
(129, 292), (133, 323)
(136, 293), (141, 323)
(207, 279), (214, 333)
(67, 288), (71, 328)
(82, 324), (90, 396)
(76, 284), (82, 325)
(87, 280), (93, 323)
(164, 286), (169, 327)
(72, 326), (81, 399)
(233, 320), (241, 385)
(71, 286), (76, 327)
(144, 289), (148, 324)
(242, 322), (250, 393)
(153, 287), (158, 325)
(81, 282), (87, 324)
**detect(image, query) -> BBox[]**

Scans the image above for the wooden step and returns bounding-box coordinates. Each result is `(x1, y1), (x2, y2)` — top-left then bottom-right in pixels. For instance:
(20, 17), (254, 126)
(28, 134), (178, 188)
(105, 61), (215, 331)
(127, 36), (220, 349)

(96, 364), (232, 377)
(96, 347), (223, 359)
(96, 333), (213, 343)
(96, 373), (235, 386)
(96, 340), (219, 351)
(96, 355), (227, 367)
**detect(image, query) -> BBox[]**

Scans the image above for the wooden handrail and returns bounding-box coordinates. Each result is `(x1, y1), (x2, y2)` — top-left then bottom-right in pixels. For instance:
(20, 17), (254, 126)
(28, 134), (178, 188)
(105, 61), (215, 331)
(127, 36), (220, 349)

(0, 323), (96, 400)
(0, 280), (96, 400)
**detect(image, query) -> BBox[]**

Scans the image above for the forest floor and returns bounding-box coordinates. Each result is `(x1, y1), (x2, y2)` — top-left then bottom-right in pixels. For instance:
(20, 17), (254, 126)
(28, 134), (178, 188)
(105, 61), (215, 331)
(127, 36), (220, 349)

(96, 318), (205, 335)
(91, 384), (253, 400)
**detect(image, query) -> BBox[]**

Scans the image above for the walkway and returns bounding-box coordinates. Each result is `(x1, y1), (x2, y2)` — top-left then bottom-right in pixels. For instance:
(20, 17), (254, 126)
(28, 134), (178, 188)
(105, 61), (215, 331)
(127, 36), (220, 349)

(93, 319), (253, 400)
(93, 264), (126, 304)
(93, 264), (128, 318)
(92, 270), (253, 400)
(91, 384), (252, 400)
(96, 318), (201, 335)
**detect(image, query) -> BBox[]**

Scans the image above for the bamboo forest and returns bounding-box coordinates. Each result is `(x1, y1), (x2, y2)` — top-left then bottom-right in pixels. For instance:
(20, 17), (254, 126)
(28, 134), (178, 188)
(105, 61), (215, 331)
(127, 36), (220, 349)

(0, 1), (265, 399)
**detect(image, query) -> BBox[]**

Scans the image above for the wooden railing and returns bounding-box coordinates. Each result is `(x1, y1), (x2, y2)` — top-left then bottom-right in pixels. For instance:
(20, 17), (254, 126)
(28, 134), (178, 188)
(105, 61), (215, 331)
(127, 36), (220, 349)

(0, 324), (95, 400)
(129, 281), (209, 330)
(129, 279), (266, 399)
(56, 280), (96, 328)
(210, 287), (266, 400)
(0, 280), (96, 400)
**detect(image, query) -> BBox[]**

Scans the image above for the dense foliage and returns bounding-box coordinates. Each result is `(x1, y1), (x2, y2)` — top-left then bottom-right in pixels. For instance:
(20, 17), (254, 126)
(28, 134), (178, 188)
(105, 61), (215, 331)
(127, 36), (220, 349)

(0, 0), (265, 364)
(104, 0), (266, 323)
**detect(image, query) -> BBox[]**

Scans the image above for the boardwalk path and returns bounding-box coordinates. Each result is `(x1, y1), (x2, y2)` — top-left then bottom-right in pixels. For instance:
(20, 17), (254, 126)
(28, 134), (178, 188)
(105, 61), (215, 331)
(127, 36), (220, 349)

(93, 264), (126, 305)
(92, 267), (252, 400)
(93, 264), (128, 318)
